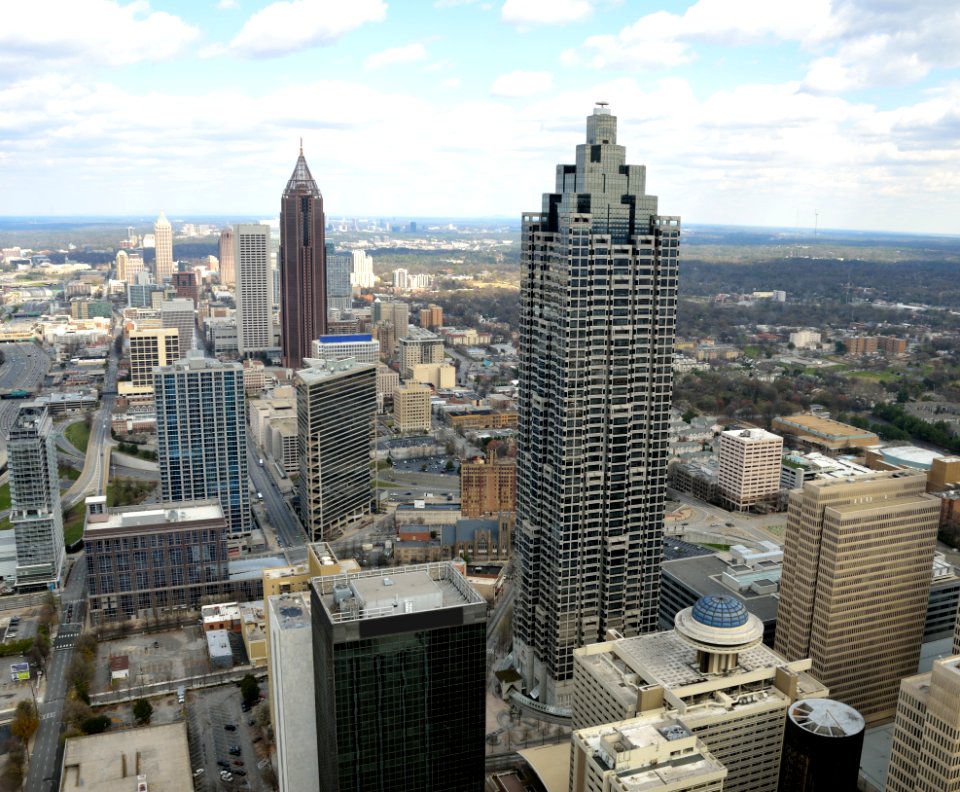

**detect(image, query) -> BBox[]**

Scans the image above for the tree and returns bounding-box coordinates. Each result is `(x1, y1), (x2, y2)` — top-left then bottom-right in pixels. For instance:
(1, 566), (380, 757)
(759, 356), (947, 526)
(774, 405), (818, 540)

(239, 674), (260, 706)
(81, 715), (111, 734)
(10, 701), (38, 752)
(133, 698), (153, 725)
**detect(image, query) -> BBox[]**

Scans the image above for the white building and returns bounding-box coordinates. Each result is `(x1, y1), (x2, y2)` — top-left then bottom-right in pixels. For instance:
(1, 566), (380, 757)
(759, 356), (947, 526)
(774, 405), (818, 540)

(310, 334), (379, 365)
(235, 224), (274, 355)
(789, 330), (821, 349)
(350, 250), (375, 289)
(267, 592), (319, 792)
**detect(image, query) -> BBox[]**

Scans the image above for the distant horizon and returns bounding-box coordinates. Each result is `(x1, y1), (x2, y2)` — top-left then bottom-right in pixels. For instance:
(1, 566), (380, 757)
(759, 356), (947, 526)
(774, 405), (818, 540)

(0, 216), (958, 242)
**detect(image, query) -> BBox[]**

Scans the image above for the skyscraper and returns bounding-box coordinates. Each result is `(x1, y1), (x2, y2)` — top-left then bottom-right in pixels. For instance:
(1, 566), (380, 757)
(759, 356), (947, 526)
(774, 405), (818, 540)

(513, 104), (680, 705)
(774, 470), (939, 725)
(9, 403), (65, 590)
(129, 327), (180, 390)
(887, 655), (960, 792)
(312, 562), (486, 791)
(218, 228), (236, 286)
(154, 210), (173, 283)
(154, 355), (250, 534)
(235, 224), (274, 355)
(325, 244), (352, 315)
(295, 358), (376, 540)
(280, 144), (326, 369)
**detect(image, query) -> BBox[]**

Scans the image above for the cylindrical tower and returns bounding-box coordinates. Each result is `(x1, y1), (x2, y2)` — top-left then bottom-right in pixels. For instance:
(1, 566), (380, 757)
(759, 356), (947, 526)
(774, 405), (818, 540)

(778, 698), (865, 791)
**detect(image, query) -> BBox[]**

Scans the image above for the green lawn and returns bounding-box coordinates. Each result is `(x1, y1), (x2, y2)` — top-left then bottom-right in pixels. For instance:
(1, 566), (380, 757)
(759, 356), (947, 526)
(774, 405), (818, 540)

(846, 369), (900, 382)
(0, 483), (9, 512)
(58, 463), (81, 482)
(63, 503), (85, 545)
(65, 421), (91, 453)
(106, 479), (157, 508)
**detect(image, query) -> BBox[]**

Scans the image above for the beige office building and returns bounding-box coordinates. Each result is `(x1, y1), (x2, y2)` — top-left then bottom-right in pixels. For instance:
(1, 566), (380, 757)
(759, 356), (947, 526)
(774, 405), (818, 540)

(129, 327), (180, 390)
(398, 327), (444, 378)
(160, 298), (196, 354)
(571, 715), (726, 792)
(717, 428), (783, 511)
(154, 210), (173, 282)
(393, 382), (432, 434)
(219, 228), (236, 286)
(572, 595), (827, 792)
(410, 362), (456, 389)
(775, 471), (940, 725)
(886, 655), (960, 792)
(375, 363), (399, 411)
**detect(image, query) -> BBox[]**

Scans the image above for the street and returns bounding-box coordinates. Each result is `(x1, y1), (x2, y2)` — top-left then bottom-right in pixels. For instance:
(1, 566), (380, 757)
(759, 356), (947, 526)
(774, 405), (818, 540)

(24, 555), (87, 792)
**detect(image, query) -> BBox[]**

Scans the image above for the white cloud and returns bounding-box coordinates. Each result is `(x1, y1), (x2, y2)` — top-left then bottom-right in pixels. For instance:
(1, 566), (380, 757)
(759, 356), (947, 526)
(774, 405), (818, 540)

(216, 0), (238, 9)
(442, 78), (462, 89)
(2, 71), (960, 233)
(365, 43), (428, 70)
(490, 70), (553, 97)
(0, 0), (199, 70)
(230, 0), (387, 58)
(501, 0), (592, 26)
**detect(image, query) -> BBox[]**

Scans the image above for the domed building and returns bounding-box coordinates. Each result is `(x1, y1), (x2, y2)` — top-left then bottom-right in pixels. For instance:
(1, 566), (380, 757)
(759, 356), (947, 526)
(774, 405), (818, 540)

(674, 594), (764, 673)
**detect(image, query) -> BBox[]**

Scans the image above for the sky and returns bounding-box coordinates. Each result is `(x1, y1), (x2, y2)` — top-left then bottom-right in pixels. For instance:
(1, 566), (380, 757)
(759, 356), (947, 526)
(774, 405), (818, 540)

(1, 0), (959, 234)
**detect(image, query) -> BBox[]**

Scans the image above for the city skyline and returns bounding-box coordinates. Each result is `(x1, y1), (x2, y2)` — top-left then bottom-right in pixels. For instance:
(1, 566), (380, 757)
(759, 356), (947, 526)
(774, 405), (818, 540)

(1, 1), (958, 234)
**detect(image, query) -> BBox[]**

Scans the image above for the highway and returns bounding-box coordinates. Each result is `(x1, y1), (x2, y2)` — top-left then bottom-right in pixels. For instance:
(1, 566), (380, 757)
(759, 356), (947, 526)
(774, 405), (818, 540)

(24, 555), (87, 792)
(61, 347), (118, 509)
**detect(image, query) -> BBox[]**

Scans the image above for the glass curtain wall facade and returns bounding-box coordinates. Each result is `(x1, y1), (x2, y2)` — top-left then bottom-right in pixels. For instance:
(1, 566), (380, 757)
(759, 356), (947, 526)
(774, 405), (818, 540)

(280, 146), (326, 369)
(9, 403), (65, 589)
(513, 105), (680, 705)
(154, 357), (250, 534)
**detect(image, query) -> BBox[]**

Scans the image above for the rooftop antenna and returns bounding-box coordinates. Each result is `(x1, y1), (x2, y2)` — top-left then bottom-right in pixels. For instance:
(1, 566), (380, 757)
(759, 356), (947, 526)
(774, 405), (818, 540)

(596, 101), (609, 108)
(814, 211), (819, 240)
(299, 137), (303, 155)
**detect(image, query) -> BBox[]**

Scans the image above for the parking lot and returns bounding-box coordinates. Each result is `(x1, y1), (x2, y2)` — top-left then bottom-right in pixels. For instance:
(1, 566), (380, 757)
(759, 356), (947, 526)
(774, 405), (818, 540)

(94, 626), (212, 694)
(392, 455), (459, 475)
(186, 683), (272, 791)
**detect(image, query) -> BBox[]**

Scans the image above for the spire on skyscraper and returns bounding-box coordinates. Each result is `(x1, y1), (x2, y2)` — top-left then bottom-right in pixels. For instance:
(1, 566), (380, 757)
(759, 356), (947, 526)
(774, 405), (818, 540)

(284, 144), (320, 198)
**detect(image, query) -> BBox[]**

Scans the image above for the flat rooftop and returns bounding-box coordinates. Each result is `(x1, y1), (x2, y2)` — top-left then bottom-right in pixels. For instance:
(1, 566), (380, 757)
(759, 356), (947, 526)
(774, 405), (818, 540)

(576, 717), (725, 790)
(315, 562), (485, 625)
(577, 631), (825, 709)
(267, 591), (311, 631)
(772, 414), (880, 445)
(60, 722), (191, 792)
(85, 499), (223, 532)
(662, 554), (780, 624)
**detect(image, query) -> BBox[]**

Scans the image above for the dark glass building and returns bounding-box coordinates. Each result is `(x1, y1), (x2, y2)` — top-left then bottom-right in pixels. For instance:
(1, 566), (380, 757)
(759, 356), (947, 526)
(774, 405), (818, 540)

(513, 104), (681, 705)
(312, 563), (487, 791)
(280, 144), (326, 369)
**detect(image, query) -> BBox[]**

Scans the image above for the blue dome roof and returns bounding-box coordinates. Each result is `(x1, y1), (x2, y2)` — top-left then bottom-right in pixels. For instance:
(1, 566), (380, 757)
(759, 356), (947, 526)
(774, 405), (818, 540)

(691, 595), (749, 629)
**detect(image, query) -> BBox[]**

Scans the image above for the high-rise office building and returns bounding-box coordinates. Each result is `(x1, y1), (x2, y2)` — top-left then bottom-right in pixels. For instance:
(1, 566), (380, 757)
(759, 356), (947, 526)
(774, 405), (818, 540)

(235, 224), (274, 355)
(219, 228), (236, 286)
(267, 591), (319, 792)
(350, 249), (374, 289)
(295, 358), (376, 540)
(373, 300), (409, 339)
(419, 304), (443, 329)
(717, 428), (783, 511)
(326, 246), (352, 314)
(172, 269), (198, 306)
(129, 327), (180, 390)
(398, 327), (443, 378)
(280, 144), (326, 369)
(513, 104), (681, 705)
(8, 403), (65, 590)
(160, 297), (196, 353)
(460, 457), (516, 518)
(573, 595), (828, 792)
(127, 271), (158, 308)
(779, 699), (864, 792)
(312, 562), (486, 791)
(393, 382), (432, 434)
(887, 655), (960, 792)
(84, 497), (228, 623)
(154, 210), (173, 283)
(774, 471), (939, 725)
(115, 249), (128, 282)
(154, 355), (250, 534)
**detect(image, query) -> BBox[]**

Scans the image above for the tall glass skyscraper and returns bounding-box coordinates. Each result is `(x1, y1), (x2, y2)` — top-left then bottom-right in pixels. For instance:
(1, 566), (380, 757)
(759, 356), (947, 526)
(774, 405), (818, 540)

(9, 403), (65, 590)
(513, 105), (681, 706)
(280, 144), (326, 369)
(154, 355), (250, 534)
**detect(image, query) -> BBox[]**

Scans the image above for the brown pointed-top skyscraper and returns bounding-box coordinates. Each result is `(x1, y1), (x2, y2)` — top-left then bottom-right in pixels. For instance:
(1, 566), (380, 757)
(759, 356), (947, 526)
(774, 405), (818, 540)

(280, 142), (326, 369)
